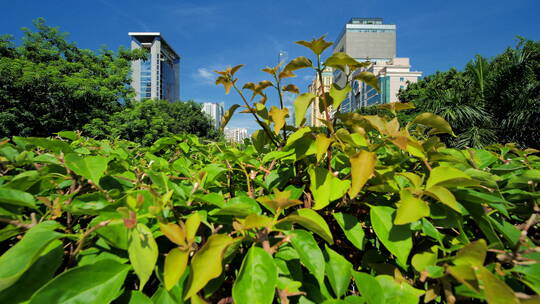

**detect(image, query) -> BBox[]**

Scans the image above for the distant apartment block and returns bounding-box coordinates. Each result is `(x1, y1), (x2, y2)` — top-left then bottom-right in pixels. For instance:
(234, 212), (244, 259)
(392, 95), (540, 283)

(129, 32), (180, 102)
(352, 58), (421, 107)
(201, 102), (224, 129)
(224, 127), (248, 143)
(307, 67), (333, 127)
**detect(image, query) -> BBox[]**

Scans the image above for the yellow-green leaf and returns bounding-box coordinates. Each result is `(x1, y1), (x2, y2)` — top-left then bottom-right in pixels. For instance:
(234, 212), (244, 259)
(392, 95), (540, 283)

(293, 93), (316, 127)
(454, 239), (487, 267)
(394, 190), (430, 225)
(184, 234), (234, 300)
(411, 251), (437, 272)
(185, 213), (201, 244)
(474, 266), (520, 304)
(412, 112), (455, 136)
(257, 189), (302, 212)
(354, 72), (380, 92)
(329, 84), (351, 109)
(128, 223), (158, 290)
(269, 106), (289, 134)
(424, 186), (462, 213)
(284, 56), (312, 72)
(349, 150), (376, 198)
(426, 166), (471, 189)
(308, 167), (350, 210)
(278, 208), (333, 244)
(295, 36), (333, 55)
(220, 104), (241, 130)
(159, 223), (186, 247)
(315, 134), (333, 162)
(164, 248), (189, 290)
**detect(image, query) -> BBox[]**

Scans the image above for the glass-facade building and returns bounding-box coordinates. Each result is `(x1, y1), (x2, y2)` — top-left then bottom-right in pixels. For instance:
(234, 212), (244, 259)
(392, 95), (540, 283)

(129, 32), (180, 102)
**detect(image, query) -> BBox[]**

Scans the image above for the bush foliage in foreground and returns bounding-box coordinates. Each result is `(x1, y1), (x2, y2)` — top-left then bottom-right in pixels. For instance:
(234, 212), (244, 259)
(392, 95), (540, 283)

(0, 36), (539, 304)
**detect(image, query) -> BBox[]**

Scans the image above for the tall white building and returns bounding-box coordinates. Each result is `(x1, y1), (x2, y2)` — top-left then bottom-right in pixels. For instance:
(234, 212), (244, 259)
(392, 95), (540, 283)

(224, 127), (248, 143)
(129, 32), (180, 102)
(201, 102), (224, 129)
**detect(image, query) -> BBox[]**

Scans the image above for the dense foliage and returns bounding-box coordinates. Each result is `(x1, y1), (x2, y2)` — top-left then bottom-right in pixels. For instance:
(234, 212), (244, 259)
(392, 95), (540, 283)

(398, 38), (540, 149)
(0, 18), (145, 138)
(83, 99), (219, 146)
(0, 36), (538, 304)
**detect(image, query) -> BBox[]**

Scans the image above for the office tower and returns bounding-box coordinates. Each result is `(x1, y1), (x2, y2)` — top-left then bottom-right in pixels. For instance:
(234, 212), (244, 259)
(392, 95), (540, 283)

(352, 58), (421, 107)
(307, 67), (333, 127)
(129, 32), (180, 102)
(224, 127), (248, 143)
(202, 102), (225, 129)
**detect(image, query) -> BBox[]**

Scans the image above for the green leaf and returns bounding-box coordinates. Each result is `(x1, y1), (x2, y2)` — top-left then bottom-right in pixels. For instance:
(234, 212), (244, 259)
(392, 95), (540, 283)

(278, 208), (333, 244)
(288, 230), (328, 296)
(474, 266), (519, 304)
(220, 104), (241, 130)
(333, 212), (365, 250)
(426, 166), (471, 189)
(0, 187), (36, 208)
(411, 251), (437, 272)
(394, 190), (430, 225)
(284, 56), (313, 72)
(29, 259), (129, 304)
(315, 134), (333, 162)
(214, 196), (261, 217)
(352, 272), (385, 304)
(424, 186), (462, 213)
(164, 248), (189, 291)
(329, 84), (352, 109)
(325, 245), (352, 298)
(232, 246), (277, 304)
(127, 291), (153, 304)
(64, 153), (109, 184)
(412, 112), (455, 136)
(184, 234), (234, 300)
(454, 239), (487, 266)
(308, 167), (350, 210)
(293, 93), (316, 127)
(269, 106), (289, 134)
(376, 275), (424, 304)
(0, 221), (62, 291)
(349, 150), (376, 198)
(128, 223), (158, 290)
(354, 72), (380, 92)
(286, 127), (312, 146)
(0, 242), (62, 303)
(185, 212), (201, 243)
(324, 52), (366, 71)
(370, 206), (412, 268)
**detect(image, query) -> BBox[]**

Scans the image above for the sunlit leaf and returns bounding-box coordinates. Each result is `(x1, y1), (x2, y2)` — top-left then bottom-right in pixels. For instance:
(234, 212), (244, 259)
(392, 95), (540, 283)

(159, 223), (186, 247)
(394, 190), (430, 225)
(426, 166), (471, 189)
(282, 84), (300, 94)
(278, 208), (333, 244)
(293, 93), (316, 127)
(185, 212), (201, 244)
(454, 239), (487, 267)
(354, 72), (380, 92)
(349, 150), (376, 198)
(220, 104), (241, 130)
(325, 245), (352, 298)
(64, 154), (109, 184)
(269, 106), (289, 134)
(284, 56), (313, 72)
(333, 213), (365, 250)
(296, 36), (333, 55)
(232, 246), (277, 304)
(424, 185), (462, 213)
(412, 112), (455, 136)
(315, 134), (333, 162)
(329, 84), (351, 109)
(164, 248), (189, 290)
(308, 167), (350, 210)
(370, 206), (412, 268)
(128, 223), (158, 290)
(184, 234), (234, 300)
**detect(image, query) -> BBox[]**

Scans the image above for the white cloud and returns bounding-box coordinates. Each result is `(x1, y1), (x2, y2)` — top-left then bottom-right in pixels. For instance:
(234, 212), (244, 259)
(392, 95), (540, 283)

(193, 67), (216, 84)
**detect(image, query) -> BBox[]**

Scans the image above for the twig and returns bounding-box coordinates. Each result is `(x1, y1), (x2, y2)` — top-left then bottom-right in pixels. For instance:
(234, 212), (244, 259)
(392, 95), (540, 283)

(0, 217), (34, 229)
(69, 220), (111, 264)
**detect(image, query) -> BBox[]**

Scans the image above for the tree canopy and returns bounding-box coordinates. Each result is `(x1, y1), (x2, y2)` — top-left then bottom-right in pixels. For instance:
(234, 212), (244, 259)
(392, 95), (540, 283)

(0, 18), (145, 137)
(398, 38), (540, 149)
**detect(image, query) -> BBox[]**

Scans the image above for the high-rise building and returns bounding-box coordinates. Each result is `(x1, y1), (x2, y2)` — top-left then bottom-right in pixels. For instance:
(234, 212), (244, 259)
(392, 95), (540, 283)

(333, 18), (396, 88)
(129, 32), (180, 102)
(224, 127), (248, 143)
(307, 67), (333, 127)
(332, 18), (421, 111)
(202, 102), (224, 129)
(352, 58), (422, 107)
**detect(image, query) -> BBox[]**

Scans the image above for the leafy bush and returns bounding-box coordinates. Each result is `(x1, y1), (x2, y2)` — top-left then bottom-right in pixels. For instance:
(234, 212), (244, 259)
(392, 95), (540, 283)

(83, 99), (219, 146)
(0, 36), (538, 304)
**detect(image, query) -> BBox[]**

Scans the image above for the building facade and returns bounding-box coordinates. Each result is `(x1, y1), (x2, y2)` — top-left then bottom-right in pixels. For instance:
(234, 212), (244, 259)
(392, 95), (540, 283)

(307, 67), (333, 127)
(129, 32), (180, 102)
(333, 18), (396, 89)
(202, 102), (225, 130)
(224, 127), (249, 143)
(352, 58), (422, 108)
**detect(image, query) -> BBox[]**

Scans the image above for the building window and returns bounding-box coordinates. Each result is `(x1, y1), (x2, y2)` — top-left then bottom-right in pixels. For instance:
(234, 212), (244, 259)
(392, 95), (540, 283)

(400, 77), (404, 82)
(400, 85), (404, 90)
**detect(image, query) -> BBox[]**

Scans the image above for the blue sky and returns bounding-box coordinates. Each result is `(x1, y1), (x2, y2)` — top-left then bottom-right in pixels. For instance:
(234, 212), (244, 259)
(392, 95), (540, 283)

(2, 0), (539, 131)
